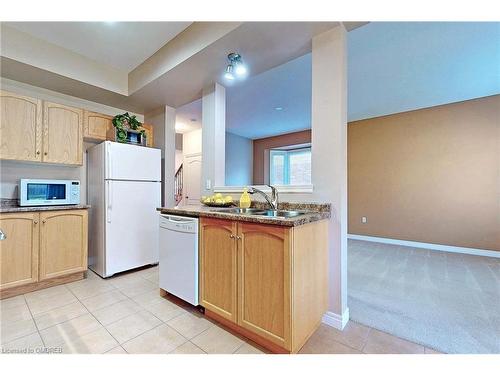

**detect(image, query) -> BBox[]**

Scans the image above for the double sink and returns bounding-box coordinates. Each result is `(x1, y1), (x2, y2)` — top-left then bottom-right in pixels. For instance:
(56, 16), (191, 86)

(212, 207), (305, 218)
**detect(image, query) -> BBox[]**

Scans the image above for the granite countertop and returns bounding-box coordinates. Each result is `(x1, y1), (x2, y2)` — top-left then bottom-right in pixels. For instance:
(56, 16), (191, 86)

(0, 199), (90, 213)
(157, 202), (331, 227)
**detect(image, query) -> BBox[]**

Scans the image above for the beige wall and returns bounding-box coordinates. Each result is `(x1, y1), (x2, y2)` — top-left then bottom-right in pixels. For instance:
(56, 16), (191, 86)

(348, 95), (500, 251)
(253, 129), (311, 184)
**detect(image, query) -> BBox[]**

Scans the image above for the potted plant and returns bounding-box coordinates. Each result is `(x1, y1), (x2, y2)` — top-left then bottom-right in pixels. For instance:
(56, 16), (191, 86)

(112, 112), (146, 143)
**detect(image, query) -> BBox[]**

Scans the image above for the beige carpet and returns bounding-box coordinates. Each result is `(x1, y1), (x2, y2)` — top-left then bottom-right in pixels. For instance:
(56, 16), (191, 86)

(348, 239), (500, 354)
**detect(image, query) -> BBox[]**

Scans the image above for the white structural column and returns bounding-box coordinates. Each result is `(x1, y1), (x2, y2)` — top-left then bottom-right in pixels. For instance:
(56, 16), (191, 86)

(201, 82), (226, 197)
(144, 105), (176, 207)
(163, 105), (177, 207)
(311, 26), (349, 329)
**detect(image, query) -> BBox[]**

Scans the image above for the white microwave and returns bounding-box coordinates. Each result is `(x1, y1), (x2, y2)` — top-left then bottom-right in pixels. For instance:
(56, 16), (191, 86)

(19, 179), (81, 207)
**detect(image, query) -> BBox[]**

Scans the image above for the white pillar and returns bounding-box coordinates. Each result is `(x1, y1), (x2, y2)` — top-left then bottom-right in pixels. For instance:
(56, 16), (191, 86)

(311, 25), (349, 329)
(164, 105), (176, 207)
(144, 105), (176, 207)
(201, 82), (226, 196)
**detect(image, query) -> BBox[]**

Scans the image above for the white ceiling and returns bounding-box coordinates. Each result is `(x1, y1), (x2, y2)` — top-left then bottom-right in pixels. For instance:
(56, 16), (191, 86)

(4, 22), (192, 72)
(175, 99), (202, 133)
(177, 22), (500, 140)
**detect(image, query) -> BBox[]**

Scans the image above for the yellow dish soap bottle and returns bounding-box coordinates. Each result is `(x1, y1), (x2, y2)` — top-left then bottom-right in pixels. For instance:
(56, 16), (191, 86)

(239, 188), (251, 209)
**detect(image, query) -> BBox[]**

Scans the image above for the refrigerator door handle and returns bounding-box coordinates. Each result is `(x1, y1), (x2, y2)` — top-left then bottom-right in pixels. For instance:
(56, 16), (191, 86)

(107, 180), (112, 223)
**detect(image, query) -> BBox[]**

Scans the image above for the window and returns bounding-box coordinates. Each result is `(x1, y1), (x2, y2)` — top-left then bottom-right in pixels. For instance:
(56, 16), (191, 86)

(270, 146), (311, 185)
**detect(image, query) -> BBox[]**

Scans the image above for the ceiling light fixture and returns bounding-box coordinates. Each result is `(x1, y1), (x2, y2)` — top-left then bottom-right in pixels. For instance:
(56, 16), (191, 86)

(224, 64), (235, 80)
(224, 52), (247, 81)
(275, 107), (283, 111)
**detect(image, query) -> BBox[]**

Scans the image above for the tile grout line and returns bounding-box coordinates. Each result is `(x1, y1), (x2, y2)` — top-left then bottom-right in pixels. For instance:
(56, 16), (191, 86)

(65, 284), (121, 352)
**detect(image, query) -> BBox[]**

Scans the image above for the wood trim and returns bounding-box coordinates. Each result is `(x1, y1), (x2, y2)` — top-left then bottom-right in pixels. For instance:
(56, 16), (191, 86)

(142, 123), (154, 147)
(0, 272), (84, 300)
(205, 309), (289, 354)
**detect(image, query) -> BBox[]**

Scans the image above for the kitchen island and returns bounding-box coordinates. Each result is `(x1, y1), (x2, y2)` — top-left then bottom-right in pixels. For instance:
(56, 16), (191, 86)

(157, 202), (330, 353)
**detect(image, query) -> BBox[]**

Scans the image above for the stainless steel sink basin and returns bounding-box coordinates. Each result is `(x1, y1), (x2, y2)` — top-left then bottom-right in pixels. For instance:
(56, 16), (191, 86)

(213, 208), (266, 215)
(254, 210), (306, 218)
(211, 207), (306, 218)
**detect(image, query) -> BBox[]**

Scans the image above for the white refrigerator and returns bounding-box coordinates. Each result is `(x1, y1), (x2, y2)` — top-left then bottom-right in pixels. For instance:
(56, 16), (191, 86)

(87, 141), (161, 278)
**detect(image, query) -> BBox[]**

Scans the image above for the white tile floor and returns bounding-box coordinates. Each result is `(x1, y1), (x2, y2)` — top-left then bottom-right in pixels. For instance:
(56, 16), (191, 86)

(0, 267), (266, 354)
(0, 265), (440, 354)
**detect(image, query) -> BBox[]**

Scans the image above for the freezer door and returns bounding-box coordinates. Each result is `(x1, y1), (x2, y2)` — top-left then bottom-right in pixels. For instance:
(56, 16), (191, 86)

(105, 141), (161, 181)
(104, 180), (160, 277)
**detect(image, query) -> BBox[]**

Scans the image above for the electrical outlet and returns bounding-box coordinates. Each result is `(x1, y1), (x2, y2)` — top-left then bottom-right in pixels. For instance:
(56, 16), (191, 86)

(361, 216), (367, 224)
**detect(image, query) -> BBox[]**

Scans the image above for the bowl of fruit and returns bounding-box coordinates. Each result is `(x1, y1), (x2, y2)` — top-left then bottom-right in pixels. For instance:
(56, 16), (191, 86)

(201, 193), (235, 207)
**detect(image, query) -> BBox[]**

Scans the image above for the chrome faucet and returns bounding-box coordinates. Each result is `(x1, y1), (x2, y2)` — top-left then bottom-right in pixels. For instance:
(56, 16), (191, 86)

(248, 185), (279, 210)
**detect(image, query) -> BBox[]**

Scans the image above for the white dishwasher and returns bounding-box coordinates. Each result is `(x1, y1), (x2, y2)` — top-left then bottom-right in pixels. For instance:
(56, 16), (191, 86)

(159, 214), (199, 306)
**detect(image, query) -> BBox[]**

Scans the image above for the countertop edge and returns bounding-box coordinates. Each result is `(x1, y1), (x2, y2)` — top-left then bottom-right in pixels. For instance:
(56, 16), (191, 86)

(156, 207), (331, 227)
(0, 205), (91, 213)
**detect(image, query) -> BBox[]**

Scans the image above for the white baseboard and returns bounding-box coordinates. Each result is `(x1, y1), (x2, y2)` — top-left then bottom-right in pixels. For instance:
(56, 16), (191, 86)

(348, 234), (499, 259)
(322, 308), (350, 330)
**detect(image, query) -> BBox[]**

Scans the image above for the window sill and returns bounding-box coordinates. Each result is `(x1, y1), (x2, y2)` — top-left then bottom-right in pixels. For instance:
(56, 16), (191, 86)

(213, 185), (314, 194)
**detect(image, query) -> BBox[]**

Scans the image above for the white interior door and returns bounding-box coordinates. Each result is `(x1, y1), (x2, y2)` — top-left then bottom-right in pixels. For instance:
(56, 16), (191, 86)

(183, 155), (202, 205)
(105, 180), (160, 276)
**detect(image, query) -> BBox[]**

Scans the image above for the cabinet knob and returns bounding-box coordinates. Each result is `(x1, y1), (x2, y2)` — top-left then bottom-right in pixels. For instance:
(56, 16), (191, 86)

(34, 220), (38, 225)
(236, 235), (242, 240)
(36, 151), (40, 155)
(42, 220), (46, 224)
(44, 152), (48, 156)
(229, 234), (235, 239)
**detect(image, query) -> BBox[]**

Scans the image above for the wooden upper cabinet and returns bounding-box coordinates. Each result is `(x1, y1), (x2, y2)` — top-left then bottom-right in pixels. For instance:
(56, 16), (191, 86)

(43, 102), (83, 165)
(0, 90), (42, 162)
(142, 123), (154, 147)
(39, 210), (88, 281)
(83, 110), (112, 141)
(0, 213), (39, 290)
(199, 218), (238, 323)
(237, 222), (291, 349)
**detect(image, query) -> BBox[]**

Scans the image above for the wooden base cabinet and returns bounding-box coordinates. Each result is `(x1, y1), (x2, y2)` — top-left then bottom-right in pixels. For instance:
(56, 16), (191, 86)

(199, 218), (328, 353)
(0, 213), (39, 290)
(0, 209), (88, 299)
(39, 210), (88, 280)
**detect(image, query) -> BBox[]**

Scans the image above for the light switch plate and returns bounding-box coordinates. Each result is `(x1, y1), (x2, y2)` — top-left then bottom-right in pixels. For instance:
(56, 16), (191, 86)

(361, 216), (367, 224)
(206, 179), (212, 190)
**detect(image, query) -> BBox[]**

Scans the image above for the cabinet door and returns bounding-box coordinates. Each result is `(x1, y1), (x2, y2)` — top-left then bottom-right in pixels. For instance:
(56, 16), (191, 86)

(39, 210), (88, 280)
(83, 111), (112, 141)
(238, 222), (291, 349)
(0, 90), (42, 162)
(199, 218), (238, 322)
(142, 123), (154, 147)
(0, 213), (39, 290)
(43, 102), (83, 165)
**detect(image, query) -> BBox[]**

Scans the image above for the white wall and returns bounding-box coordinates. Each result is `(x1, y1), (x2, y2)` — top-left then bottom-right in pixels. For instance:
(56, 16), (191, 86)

(182, 129), (202, 156)
(1, 26), (128, 95)
(225, 132), (253, 186)
(0, 79), (144, 203)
